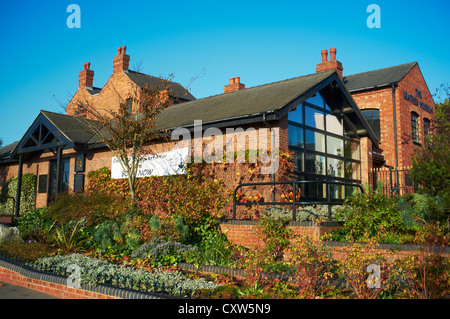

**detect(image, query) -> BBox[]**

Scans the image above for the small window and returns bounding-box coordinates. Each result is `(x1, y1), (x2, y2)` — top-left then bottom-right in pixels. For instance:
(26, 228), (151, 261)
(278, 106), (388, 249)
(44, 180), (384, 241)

(411, 112), (419, 143)
(126, 98), (133, 114)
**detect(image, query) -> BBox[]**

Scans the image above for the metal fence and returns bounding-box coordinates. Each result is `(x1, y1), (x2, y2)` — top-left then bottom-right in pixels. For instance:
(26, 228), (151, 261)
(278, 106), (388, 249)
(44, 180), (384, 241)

(372, 166), (417, 197)
(232, 180), (365, 221)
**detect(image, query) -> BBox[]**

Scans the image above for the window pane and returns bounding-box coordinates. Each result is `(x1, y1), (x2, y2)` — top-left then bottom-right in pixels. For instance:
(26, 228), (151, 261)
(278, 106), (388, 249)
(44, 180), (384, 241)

(423, 118), (430, 136)
(330, 182), (344, 200)
(304, 153), (325, 175)
(344, 140), (360, 160)
(326, 114), (343, 135)
(293, 151), (303, 172)
(305, 130), (325, 152)
(301, 179), (326, 199)
(288, 103), (303, 124)
(306, 93), (324, 108)
(305, 106), (324, 129)
(288, 125), (304, 148)
(411, 112), (419, 142)
(327, 136), (344, 156)
(327, 157), (344, 178)
(361, 109), (380, 140)
(345, 161), (361, 180)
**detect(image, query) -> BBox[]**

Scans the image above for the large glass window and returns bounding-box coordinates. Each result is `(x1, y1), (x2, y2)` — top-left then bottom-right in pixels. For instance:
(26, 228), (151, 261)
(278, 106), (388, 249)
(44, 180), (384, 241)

(361, 109), (380, 140)
(288, 90), (362, 203)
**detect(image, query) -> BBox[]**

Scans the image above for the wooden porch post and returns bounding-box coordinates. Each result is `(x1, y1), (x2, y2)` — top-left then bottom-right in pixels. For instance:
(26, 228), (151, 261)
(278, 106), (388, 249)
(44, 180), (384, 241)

(14, 154), (23, 218)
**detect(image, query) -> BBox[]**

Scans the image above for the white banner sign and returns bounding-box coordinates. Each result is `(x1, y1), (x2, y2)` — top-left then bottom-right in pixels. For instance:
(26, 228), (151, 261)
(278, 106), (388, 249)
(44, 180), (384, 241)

(111, 147), (189, 179)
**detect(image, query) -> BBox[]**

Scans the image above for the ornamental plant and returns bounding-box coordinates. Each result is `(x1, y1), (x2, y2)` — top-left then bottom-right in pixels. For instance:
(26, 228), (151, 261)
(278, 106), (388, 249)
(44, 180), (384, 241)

(337, 239), (398, 299)
(334, 190), (406, 242)
(32, 253), (220, 296)
(288, 235), (335, 298)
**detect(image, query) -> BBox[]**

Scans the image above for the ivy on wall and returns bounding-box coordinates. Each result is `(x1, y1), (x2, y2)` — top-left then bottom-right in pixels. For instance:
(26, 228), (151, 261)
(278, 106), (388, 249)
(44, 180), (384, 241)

(0, 173), (36, 216)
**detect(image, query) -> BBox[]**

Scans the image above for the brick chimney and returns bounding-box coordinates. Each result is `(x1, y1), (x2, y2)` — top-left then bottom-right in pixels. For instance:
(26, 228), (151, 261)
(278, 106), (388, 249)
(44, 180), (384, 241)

(78, 62), (94, 89)
(316, 48), (343, 79)
(113, 46), (130, 74)
(223, 77), (245, 93)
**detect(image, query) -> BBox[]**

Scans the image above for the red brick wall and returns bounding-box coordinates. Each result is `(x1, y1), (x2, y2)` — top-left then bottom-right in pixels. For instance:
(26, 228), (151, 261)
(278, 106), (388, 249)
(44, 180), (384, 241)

(0, 266), (118, 299)
(350, 64), (436, 170)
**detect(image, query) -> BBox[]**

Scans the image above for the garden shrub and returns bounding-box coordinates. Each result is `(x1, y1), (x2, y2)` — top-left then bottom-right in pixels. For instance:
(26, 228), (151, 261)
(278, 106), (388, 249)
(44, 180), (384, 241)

(16, 208), (54, 243)
(0, 173), (36, 216)
(44, 190), (130, 226)
(32, 253), (220, 296)
(288, 235), (335, 298)
(258, 210), (292, 261)
(337, 240), (398, 299)
(132, 237), (197, 266)
(333, 191), (406, 242)
(86, 166), (229, 242)
(397, 193), (447, 225)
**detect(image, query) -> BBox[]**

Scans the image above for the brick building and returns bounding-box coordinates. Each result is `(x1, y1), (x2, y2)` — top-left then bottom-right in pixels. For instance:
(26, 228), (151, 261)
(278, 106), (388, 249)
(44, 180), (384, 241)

(0, 47), (435, 217)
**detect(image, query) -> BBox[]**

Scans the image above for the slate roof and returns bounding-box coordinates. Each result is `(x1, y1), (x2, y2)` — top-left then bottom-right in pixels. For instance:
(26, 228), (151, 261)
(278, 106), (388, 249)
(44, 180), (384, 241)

(343, 62), (417, 92)
(41, 111), (100, 144)
(154, 70), (335, 130)
(124, 70), (196, 101)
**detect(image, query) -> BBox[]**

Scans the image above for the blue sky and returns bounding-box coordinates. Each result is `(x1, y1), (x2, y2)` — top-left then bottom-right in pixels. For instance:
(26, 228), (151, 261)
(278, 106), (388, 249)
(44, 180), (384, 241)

(0, 0), (449, 146)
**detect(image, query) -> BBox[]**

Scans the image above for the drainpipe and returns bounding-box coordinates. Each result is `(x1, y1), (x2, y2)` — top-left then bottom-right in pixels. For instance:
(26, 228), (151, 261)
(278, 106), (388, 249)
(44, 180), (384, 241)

(391, 83), (399, 194)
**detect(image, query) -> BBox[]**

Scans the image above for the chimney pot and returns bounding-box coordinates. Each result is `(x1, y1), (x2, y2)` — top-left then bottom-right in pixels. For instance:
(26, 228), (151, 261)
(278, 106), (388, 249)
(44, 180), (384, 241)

(122, 46), (127, 54)
(321, 49), (328, 62)
(234, 77), (240, 84)
(330, 48), (337, 61)
(117, 47), (122, 55)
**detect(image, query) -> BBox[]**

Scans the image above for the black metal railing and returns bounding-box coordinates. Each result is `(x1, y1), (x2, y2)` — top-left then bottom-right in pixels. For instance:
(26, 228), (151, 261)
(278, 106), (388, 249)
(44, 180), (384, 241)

(372, 166), (417, 196)
(232, 180), (365, 221)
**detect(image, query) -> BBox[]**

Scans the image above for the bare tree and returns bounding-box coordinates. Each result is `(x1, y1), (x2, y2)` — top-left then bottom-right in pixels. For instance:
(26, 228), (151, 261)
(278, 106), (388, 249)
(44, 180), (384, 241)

(75, 77), (174, 205)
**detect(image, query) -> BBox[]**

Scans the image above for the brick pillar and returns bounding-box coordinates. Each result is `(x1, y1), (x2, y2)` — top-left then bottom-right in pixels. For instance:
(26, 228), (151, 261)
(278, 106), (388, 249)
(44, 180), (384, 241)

(360, 136), (373, 188)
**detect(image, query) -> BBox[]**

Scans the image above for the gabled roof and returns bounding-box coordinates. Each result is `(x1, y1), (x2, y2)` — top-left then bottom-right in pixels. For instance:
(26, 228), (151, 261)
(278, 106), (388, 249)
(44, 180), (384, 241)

(0, 68), (380, 162)
(343, 62), (417, 92)
(154, 71), (336, 130)
(124, 70), (196, 101)
(1, 111), (99, 161)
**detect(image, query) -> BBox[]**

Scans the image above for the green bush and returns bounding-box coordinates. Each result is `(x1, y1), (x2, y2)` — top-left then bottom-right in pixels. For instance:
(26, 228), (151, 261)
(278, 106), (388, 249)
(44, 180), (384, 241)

(334, 191), (406, 242)
(397, 193), (447, 225)
(0, 173), (36, 216)
(16, 208), (54, 243)
(132, 237), (197, 266)
(258, 210), (292, 261)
